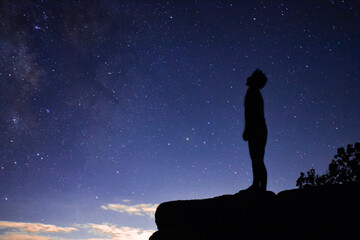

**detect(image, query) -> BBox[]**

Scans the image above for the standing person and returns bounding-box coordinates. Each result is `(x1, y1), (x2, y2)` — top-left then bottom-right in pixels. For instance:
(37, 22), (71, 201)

(243, 69), (268, 191)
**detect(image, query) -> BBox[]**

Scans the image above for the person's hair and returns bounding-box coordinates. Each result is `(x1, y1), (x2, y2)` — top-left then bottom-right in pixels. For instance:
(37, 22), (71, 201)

(247, 69), (267, 89)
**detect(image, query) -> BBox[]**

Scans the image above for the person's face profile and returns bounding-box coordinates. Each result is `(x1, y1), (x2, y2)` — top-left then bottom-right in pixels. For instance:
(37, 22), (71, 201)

(246, 77), (251, 86)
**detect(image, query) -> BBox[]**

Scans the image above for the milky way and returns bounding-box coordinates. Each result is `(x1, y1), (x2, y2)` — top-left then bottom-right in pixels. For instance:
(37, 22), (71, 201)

(0, 1), (359, 239)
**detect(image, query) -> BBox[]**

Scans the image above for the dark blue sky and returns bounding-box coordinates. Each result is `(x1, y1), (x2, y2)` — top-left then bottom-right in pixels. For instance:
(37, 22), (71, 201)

(1, 1), (359, 239)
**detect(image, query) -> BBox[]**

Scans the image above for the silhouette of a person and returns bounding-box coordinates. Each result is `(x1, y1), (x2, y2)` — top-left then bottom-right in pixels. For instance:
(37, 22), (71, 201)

(243, 69), (268, 191)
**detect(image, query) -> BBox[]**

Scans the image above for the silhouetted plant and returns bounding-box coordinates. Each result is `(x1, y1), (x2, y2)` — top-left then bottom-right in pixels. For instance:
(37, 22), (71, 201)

(296, 142), (360, 189)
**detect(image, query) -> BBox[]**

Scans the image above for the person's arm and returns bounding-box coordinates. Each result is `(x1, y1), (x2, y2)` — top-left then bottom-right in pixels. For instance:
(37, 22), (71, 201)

(243, 90), (250, 141)
(243, 89), (261, 141)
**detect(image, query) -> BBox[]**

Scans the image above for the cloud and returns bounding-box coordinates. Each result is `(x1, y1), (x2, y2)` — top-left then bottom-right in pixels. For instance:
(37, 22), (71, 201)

(81, 239), (110, 240)
(0, 232), (110, 240)
(101, 203), (159, 218)
(0, 221), (78, 233)
(0, 233), (52, 240)
(82, 223), (154, 240)
(0, 221), (155, 240)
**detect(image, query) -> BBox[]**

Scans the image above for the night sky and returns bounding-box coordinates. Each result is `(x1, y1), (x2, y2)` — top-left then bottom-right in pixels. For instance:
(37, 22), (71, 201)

(1, 1), (359, 239)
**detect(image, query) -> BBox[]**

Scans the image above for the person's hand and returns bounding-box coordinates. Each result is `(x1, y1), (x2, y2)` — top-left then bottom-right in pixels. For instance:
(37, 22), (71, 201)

(242, 131), (249, 141)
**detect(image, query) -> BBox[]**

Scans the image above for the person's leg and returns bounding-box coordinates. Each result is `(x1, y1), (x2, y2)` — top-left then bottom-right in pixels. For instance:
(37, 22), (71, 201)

(258, 148), (267, 191)
(249, 140), (260, 189)
(249, 127), (267, 190)
(258, 128), (267, 190)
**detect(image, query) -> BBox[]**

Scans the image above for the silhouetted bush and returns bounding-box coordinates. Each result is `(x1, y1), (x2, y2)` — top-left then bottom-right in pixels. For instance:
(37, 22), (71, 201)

(296, 142), (360, 189)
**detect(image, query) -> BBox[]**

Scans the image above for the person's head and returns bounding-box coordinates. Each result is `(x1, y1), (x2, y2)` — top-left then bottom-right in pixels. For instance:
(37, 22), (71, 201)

(246, 69), (267, 89)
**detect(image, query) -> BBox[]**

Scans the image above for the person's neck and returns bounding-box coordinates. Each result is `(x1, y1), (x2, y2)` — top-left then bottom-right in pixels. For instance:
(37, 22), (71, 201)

(249, 86), (259, 90)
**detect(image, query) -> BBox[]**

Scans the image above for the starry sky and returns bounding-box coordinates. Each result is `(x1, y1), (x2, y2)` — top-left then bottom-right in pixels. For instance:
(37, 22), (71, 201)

(0, 1), (359, 239)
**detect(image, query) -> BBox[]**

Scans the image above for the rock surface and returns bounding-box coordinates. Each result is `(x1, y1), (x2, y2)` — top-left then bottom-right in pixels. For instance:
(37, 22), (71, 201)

(150, 184), (360, 240)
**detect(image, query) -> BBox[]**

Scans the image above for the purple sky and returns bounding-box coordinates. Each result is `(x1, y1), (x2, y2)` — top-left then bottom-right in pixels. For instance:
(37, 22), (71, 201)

(1, 1), (359, 239)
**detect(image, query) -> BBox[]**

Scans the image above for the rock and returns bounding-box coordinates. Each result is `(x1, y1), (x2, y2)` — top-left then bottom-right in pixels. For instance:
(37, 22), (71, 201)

(150, 184), (360, 240)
